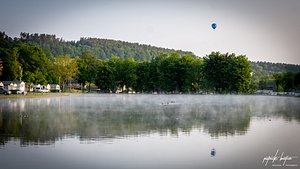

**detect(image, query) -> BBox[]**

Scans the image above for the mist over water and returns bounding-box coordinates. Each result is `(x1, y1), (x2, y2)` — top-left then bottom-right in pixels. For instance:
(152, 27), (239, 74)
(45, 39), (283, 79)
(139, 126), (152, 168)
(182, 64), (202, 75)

(0, 94), (299, 169)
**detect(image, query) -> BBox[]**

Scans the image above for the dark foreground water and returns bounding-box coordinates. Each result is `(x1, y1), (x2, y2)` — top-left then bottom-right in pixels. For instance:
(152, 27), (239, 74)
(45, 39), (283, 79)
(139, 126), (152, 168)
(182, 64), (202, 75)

(0, 94), (299, 169)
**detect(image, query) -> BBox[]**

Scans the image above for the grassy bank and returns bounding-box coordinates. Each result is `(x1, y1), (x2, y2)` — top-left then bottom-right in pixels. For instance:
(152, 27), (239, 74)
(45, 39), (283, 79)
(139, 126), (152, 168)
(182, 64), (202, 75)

(0, 93), (70, 99)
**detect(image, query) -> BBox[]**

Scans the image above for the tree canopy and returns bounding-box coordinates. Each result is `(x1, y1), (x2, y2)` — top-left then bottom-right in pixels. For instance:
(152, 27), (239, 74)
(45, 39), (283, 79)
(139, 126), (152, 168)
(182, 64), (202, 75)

(53, 55), (78, 92)
(17, 32), (195, 61)
(202, 52), (252, 93)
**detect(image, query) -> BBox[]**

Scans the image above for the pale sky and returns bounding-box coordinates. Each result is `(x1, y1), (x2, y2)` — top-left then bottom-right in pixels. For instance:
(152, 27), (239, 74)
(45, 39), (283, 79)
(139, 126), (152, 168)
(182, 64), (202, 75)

(1, 0), (300, 64)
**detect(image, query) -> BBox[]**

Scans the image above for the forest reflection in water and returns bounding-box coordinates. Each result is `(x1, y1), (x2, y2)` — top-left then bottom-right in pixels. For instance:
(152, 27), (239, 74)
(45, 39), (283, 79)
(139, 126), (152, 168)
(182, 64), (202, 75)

(0, 94), (299, 146)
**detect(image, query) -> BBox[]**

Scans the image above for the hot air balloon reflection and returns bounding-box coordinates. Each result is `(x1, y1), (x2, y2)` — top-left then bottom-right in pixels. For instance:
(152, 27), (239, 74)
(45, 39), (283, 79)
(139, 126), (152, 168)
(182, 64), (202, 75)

(211, 148), (216, 157)
(211, 23), (217, 30)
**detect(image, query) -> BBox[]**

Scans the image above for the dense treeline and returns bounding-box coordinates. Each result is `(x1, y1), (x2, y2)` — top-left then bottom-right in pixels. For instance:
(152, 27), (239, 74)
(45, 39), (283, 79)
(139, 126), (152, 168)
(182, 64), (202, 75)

(18, 32), (195, 61)
(0, 33), (55, 84)
(75, 51), (252, 93)
(11, 32), (300, 73)
(273, 72), (300, 92)
(95, 52), (203, 93)
(250, 61), (300, 92)
(251, 61), (299, 78)
(1, 31), (300, 93)
(251, 61), (300, 76)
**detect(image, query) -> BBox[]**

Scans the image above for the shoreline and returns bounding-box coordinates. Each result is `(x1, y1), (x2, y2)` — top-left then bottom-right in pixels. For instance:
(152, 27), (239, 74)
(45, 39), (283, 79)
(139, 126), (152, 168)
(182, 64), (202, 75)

(0, 92), (299, 99)
(0, 93), (70, 99)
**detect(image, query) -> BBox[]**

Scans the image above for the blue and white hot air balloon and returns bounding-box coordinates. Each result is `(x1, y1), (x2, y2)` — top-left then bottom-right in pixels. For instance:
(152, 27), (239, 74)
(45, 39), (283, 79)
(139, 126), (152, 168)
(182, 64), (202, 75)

(211, 23), (217, 30)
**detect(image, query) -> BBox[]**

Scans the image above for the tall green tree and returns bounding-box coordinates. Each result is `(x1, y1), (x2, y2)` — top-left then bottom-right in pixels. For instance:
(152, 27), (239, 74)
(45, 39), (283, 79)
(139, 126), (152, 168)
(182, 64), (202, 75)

(95, 60), (115, 92)
(136, 61), (150, 93)
(180, 54), (203, 93)
(153, 53), (181, 93)
(202, 52), (252, 94)
(53, 55), (78, 92)
(0, 48), (21, 81)
(77, 50), (98, 92)
(13, 44), (52, 84)
(106, 56), (137, 92)
(107, 55), (122, 92)
(228, 55), (252, 93)
(122, 57), (137, 91)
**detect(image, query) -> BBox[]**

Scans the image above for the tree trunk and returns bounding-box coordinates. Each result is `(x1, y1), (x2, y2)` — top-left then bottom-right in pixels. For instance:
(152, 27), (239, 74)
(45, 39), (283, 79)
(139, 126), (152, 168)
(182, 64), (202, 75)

(69, 79), (71, 93)
(81, 83), (84, 93)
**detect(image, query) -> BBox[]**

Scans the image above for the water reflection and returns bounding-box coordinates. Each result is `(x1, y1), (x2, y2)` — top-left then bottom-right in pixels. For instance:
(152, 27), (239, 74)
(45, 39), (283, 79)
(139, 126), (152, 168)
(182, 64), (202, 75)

(0, 95), (299, 146)
(210, 148), (216, 157)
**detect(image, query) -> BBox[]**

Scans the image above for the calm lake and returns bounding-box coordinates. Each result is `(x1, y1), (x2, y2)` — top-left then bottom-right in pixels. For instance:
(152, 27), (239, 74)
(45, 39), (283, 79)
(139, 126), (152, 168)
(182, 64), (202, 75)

(0, 94), (299, 169)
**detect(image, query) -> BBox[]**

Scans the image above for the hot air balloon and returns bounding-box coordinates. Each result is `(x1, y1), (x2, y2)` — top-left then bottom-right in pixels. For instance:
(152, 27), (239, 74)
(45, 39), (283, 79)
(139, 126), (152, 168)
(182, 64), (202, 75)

(211, 23), (217, 30)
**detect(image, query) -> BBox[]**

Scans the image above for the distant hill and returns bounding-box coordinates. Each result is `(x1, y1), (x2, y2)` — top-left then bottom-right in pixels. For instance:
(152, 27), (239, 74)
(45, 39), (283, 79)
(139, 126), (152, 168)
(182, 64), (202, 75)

(17, 32), (195, 61)
(250, 61), (300, 77)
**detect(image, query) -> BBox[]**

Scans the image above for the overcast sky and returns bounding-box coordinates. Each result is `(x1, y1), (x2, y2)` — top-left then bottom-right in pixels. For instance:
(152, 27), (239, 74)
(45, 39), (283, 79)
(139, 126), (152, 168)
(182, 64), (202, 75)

(1, 0), (300, 64)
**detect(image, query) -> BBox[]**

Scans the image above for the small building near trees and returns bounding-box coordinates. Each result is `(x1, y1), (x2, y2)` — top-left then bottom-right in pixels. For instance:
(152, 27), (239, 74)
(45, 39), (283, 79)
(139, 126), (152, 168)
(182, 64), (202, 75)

(0, 81), (26, 91)
(50, 84), (60, 92)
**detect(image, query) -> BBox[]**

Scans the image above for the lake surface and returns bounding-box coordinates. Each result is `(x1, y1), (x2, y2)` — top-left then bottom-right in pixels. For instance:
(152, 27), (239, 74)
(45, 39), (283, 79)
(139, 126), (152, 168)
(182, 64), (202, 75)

(0, 94), (299, 169)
